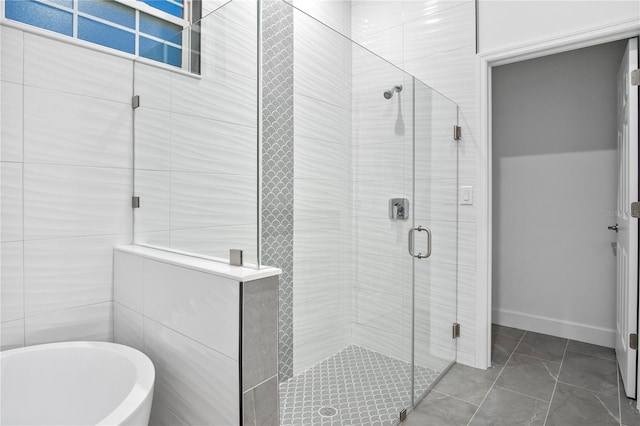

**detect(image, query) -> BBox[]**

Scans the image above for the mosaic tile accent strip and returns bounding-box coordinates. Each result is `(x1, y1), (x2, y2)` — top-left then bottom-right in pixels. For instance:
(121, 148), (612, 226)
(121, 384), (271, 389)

(280, 345), (441, 426)
(261, 0), (295, 381)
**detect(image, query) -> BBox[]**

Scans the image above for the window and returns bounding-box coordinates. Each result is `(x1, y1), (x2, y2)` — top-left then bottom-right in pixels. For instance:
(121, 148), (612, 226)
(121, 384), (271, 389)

(3, 0), (197, 68)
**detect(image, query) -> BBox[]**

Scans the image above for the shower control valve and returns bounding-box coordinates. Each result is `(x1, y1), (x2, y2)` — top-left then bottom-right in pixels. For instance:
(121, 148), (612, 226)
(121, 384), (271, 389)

(389, 198), (409, 220)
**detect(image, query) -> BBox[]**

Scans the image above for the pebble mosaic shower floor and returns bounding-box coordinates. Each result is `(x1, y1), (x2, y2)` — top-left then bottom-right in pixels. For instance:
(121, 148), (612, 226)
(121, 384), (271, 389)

(279, 345), (441, 426)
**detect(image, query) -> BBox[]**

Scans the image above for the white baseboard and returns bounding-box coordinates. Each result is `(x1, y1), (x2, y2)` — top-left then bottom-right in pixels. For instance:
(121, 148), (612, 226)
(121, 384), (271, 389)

(493, 308), (615, 348)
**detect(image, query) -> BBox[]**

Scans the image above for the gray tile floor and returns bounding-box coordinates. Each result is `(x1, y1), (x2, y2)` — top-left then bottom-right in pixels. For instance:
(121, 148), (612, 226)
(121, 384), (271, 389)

(404, 325), (640, 426)
(280, 345), (441, 426)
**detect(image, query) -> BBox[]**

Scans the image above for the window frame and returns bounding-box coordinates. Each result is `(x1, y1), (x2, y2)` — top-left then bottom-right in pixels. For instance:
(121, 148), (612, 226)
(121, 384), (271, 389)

(2, 0), (193, 68)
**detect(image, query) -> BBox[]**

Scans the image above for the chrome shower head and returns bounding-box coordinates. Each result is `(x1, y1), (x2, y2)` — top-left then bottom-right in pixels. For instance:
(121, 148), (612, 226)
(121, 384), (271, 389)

(383, 84), (403, 99)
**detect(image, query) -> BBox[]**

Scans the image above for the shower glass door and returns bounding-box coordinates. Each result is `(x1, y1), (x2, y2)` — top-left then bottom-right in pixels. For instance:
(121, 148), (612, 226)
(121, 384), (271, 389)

(411, 79), (459, 402)
(351, 46), (416, 419)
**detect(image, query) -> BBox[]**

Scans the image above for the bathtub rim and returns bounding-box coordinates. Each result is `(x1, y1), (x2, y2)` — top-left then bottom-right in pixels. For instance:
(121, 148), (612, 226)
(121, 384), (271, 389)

(1, 341), (155, 425)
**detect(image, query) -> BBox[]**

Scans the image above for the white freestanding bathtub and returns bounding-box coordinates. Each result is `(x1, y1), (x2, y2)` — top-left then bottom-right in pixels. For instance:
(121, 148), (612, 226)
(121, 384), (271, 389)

(0, 342), (155, 426)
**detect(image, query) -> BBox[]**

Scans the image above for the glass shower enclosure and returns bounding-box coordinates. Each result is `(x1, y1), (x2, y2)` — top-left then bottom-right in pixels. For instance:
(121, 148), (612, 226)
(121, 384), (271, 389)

(131, 1), (458, 424)
(281, 4), (459, 424)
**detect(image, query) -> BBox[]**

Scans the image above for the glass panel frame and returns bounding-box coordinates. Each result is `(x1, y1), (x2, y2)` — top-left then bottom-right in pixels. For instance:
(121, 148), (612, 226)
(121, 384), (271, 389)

(132, 0), (260, 267)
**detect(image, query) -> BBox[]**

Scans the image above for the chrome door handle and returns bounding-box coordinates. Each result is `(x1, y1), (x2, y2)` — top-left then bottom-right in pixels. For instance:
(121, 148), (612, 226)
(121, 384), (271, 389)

(408, 225), (432, 259)
(608, 224), (619, 232)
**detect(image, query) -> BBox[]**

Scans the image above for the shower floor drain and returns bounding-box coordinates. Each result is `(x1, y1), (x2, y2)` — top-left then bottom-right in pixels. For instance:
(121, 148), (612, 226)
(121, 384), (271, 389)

(318, 407), (338, 417)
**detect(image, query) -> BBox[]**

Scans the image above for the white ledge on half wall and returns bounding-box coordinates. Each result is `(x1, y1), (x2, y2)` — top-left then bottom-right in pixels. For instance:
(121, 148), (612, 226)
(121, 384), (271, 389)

(115, 245), (282, 282)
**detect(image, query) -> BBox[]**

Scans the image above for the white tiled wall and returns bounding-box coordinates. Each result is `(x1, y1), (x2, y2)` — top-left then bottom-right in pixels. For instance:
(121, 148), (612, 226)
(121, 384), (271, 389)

(133, 0), (259, 264)
(144, 258), (240, 358)
(24, 235), (128, 316)
(0, 24), (133, 350)
(113, 248), (244, 425)
(291, 0), (353, 374)
(0, 1), (258, 352)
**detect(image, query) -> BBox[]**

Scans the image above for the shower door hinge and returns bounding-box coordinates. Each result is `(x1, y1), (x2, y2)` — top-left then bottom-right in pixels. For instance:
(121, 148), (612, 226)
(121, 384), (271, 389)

(631, 69), (640, 86)
(132, 95), (140, 109)
(631, 202), (640, 218)
(453, 323), (461, 339)
(631, 333), (638, 350)
(399, 409), (407, 422)
(132, 196), (140, 208)
(453, 125), (462, 141)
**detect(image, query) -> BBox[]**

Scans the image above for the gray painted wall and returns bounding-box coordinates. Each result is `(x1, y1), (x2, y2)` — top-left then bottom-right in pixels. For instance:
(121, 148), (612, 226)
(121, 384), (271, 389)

(492, 40), (627, 346)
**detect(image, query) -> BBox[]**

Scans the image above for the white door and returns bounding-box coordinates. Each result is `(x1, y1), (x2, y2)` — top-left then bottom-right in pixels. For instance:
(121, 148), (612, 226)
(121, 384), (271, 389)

(615, 37), (639, 399)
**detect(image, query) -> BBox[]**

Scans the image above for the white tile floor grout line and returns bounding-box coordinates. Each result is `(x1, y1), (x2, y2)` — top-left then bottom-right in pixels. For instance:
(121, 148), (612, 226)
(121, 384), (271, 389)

(542, 338), (569, 425)
(510, 351), (562, 365)
(430, 389), (484, 406)
(555, 379), (619, 397)
(466, 330), (528, 425)
(490, 385), (554, 404)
